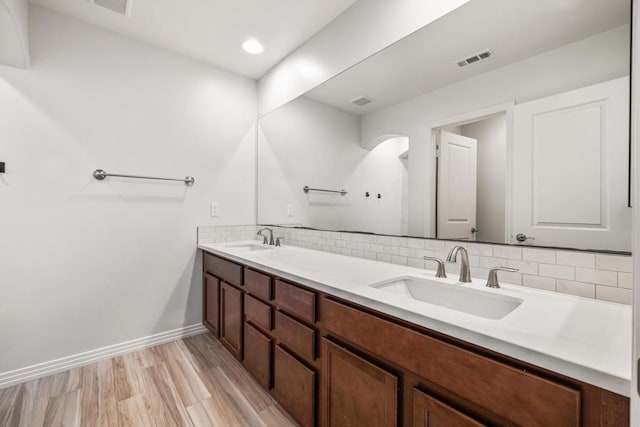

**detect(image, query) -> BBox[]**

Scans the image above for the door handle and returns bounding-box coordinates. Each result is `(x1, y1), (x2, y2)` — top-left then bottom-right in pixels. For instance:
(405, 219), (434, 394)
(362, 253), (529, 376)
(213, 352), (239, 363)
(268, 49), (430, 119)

(515, 233), (535, 242)
(471, 227), (478, 233)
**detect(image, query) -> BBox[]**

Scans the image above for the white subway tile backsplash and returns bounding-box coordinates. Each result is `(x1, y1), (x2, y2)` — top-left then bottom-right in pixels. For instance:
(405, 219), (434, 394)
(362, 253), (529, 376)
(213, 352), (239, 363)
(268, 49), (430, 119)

(392, 237), (408, 247)
(499, 271), (522, 285)
(523, 275), (556, 291)
(467, 243), (493, 256)
(391, 255), (408, 266)
(351, 249), (364, 258)
(357, 242), (371, 251)
(201, 226), (632, 303)
(595, 254), (633, 273)
(539, 264), (574, 280)
(575, 268), (617, 287)
(618, 272), (633, 289)
(557, 280), (595, 298)
(363, 251), (377, 260)
(492, 245), (522, 260)
(471, 267), (490, 280)
(408, 238), (425, 249)
(407, 258), (425, 268)
(595, 286), (632, 304)
(479, 257), (508, 269)
(424, 240), (446, 251)
(556, 251), (595, 268)
(398, 247), (416, 257)
(376, 235), (393, 245)
(415, 249), (436, 259)
(377, 253), (392, 263)
(506, 259), (539, 275)
(522, 247), (556, 264)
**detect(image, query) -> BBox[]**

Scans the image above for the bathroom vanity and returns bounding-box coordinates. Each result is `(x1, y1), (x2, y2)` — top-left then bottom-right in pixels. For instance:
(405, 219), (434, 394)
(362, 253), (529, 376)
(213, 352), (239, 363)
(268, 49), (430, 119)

(199, 242), (630, 427)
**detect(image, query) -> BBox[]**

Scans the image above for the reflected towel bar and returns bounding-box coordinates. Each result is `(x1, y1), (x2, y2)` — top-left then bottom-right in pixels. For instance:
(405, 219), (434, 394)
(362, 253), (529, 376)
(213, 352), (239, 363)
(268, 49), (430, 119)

(93, 169), (195, 186)
(303, 185), (347, 196)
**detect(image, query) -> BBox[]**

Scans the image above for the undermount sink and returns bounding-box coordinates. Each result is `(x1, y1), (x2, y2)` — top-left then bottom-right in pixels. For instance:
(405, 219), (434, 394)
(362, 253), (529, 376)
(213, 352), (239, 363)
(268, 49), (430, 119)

(371, 277), (523, 320)
(224, 243), (273, 251)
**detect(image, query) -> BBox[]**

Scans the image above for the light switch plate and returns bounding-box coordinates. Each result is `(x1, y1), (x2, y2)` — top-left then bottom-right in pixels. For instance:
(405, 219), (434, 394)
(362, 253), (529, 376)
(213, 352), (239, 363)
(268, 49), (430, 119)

(210, 202), (220, 217)
(287, 204), (295, 217)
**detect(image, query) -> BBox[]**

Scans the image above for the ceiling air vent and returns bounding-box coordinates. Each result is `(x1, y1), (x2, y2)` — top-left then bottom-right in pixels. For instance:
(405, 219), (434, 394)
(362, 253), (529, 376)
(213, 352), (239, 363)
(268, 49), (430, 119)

(455, 50), (493, 68)
(350, 95), (374, 106)
(87, 0), (131, 16)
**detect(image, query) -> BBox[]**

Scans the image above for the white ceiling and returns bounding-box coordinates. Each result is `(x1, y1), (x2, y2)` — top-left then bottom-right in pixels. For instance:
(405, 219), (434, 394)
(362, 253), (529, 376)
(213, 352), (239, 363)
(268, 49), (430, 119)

(304, 0), (630, 115)
(29, 0), (357, 79)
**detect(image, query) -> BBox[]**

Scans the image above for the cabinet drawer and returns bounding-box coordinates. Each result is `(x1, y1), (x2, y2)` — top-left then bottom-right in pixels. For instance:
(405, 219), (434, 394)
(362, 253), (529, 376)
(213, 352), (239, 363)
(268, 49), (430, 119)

(203, 253), (242, 287)
(323, 298), (580, 427)
(245, 294), (272, 331)
(244, 268), (272, 301)
(274, 280), (316, 324)
(273, 345), (316, 427)
(413, 388), (486, 427)
(243, 322), (272, 390)
(275, 310), (316, 360)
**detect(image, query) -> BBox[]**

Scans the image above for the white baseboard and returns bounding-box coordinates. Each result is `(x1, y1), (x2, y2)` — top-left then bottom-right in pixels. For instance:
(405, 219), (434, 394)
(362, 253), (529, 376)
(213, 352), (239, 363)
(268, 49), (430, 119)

(0, 323), (208, 390)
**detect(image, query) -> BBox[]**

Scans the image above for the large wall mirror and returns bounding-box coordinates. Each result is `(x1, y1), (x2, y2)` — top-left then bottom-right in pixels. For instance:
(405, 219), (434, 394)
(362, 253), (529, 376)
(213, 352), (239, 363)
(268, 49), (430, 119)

(257, 0), (632, 252)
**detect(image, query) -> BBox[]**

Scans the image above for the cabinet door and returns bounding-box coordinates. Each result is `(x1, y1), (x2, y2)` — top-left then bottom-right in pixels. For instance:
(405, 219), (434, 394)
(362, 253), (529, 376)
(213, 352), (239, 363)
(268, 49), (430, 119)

(273, 345), (316, 427)
(220, 281), (243, 360)
(203, 273), (220, 337)
(323, 339), (398, 427)
(412, 388), (486, 427)
(243, 322), (272, 390)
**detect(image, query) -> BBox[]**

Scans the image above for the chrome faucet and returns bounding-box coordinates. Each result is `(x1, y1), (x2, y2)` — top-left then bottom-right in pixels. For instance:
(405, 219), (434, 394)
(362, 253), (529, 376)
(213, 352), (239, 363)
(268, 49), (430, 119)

(486, 267), (519, 288)
(446, 246), (472, 283)
(257, 227), (274, 245)
(424, 256), (447, 278)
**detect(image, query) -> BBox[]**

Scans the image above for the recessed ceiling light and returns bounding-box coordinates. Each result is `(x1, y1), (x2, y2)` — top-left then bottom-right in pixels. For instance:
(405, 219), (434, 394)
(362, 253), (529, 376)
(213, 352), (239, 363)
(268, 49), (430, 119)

(242, 39), (264, 54)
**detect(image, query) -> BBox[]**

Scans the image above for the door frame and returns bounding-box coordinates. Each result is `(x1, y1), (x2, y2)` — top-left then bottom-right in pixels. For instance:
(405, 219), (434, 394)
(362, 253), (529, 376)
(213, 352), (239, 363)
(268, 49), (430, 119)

(424, 101), (515, 243)
(630, 0), (639, 419)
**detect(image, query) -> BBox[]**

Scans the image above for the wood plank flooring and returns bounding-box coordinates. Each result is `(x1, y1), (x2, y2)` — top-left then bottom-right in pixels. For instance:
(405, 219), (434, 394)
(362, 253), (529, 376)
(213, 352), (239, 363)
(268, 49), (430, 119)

(0, 333), (297, 426)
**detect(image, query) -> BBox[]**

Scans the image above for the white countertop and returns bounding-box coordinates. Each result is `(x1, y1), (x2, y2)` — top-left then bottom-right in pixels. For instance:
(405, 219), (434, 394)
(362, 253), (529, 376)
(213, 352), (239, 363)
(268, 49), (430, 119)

(198, 241), (632, 397)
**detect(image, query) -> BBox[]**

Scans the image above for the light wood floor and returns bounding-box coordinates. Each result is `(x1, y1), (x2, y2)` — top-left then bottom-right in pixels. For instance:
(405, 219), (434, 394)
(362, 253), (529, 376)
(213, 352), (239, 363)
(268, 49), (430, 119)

(0, 333), (297, 426)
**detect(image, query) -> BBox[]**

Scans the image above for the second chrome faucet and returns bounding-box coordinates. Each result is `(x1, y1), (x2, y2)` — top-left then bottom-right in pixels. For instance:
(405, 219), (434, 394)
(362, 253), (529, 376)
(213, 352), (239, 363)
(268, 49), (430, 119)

(446, 246), (472, 282)
(425, 245), (519, 288)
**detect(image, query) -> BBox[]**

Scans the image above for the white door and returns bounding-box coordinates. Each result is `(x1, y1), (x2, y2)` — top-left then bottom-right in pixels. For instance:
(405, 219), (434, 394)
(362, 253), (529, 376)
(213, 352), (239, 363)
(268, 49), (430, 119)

(512, 77), (631, 251)
(437, 131), (477, 240)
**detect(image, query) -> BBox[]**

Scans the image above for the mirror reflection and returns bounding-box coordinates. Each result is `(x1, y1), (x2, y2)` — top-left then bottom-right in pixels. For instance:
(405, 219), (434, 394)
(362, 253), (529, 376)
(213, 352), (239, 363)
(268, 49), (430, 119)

(257, 0), (632, 252)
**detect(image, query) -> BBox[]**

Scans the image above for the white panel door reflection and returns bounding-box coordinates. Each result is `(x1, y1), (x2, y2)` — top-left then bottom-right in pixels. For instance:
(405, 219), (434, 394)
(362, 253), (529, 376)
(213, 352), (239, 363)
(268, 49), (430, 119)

(437, 131), (478, 240)
(512, 77), (631, 250)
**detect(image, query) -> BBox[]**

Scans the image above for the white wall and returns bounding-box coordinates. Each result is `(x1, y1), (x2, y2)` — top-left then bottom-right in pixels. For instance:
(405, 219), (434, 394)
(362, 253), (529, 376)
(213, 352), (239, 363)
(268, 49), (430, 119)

(258, 96), (407, 235)
(257, 0), (469, 116)
(460, 114), (506, 243)
(0, 0), (29, 68)
(360, 25), (630, 237)
(0, 6), (257, 375)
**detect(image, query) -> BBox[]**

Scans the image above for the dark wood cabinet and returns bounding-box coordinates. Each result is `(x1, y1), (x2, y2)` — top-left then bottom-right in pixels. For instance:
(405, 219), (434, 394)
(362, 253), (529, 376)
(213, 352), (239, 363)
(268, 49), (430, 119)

(273, 345), (316, 427)
(244, 268), (272, 301)
(220, 281), (243, 360)
(322, 298), (581, 427)
(201, 251), (629, 427)
(275, 310), (316, 361)
(245, 294), (272, 331)
(243, 322), (272, 390)
(322, 339), (398, 427)
(275, 279), (317, 323)
(412, 388), (486, 427)
(203, 273), (220, 337)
